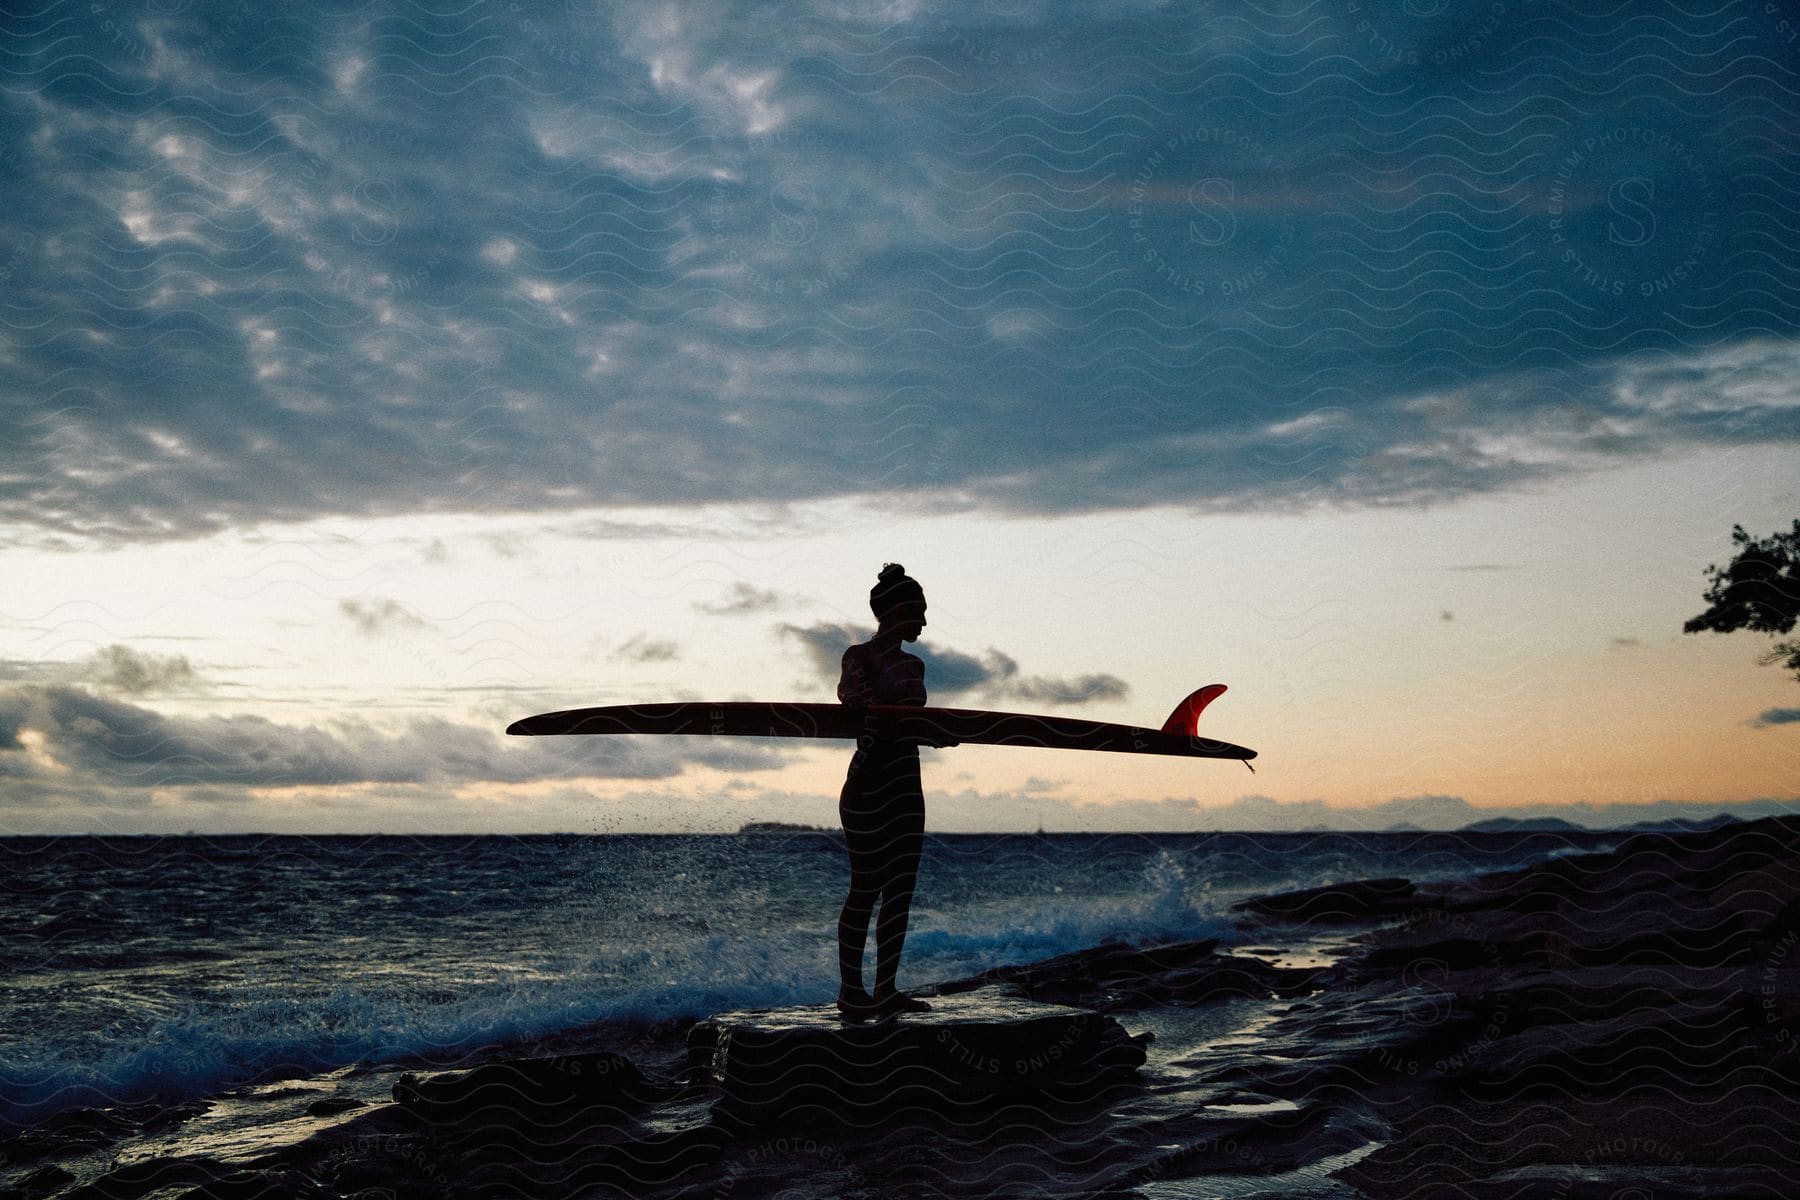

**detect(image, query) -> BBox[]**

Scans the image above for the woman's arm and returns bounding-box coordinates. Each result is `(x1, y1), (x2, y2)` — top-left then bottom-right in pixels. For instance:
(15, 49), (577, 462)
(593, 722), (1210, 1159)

(894, 653), (927, 706)
(838, 645), (876, 705)
(838, 644), (883, 752)
(905, 654), (956, 746)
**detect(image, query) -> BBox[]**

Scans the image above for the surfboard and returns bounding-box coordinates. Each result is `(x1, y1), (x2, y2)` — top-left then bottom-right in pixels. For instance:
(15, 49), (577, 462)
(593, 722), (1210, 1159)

(507, 685), (1255, 762)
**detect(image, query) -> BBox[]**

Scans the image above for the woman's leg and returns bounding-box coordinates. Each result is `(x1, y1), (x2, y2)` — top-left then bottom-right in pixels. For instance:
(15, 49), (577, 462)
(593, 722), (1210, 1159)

(838, 776), (881, 1006)
(869, 819), (922, 1000)
(838, 877), (879, 996)
(871, 761), (927, 1006)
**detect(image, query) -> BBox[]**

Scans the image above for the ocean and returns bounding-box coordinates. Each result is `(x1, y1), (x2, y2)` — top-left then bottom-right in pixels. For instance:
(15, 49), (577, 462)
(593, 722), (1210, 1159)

(0, 828), (1612, 1138)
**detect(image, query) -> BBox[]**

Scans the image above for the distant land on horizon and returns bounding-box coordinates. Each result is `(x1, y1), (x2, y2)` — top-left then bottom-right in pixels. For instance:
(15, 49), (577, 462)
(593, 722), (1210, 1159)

(1451, 813), (1746, 835)
(1455, 817), (1590, 833)
(0, 813), (1770, 839)
(730, 813), (1754, 836)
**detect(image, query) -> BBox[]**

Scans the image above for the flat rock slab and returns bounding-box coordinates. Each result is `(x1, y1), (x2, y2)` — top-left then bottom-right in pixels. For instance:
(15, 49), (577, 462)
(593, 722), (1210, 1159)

(392, 1051), (649, 1128)
(689, 985), (1148, 1130)
(1232, 876), (1420, 923)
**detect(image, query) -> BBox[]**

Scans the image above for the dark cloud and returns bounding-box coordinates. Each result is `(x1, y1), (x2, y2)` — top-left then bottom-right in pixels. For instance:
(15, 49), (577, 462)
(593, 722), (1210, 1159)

(80, 645), (200, 695)
(778, 621), (1128, 707)
(695, 583), (788, 617)
(613, 634), (680, 663)
(0, 3), (1794, 545)
(1753, 707), (1800, 727)
(2, 648), (202, 694)
(0, 685), (787, 799)
(948, 649), (1130, 706)
(339, 599), (427, 636)
(779, 621), (866, 688)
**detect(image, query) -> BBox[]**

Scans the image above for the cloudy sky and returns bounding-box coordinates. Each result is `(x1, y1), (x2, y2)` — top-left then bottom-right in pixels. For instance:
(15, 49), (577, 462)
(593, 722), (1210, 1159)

(2, 0), (1797, 834)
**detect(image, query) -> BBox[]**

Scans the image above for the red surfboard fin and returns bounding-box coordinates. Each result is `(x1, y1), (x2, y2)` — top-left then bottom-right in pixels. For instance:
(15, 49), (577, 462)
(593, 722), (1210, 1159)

(1161, 685), (1227, 736)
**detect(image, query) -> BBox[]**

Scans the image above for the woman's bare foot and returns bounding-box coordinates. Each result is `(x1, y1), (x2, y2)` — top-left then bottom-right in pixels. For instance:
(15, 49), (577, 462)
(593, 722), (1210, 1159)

(836, 986), (878, 1020)
(872, 988), (932, 1015)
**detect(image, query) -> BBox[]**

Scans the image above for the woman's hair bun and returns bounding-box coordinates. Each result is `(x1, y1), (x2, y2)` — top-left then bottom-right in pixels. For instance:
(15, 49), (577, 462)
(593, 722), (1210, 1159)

(870, 563), (924, 620)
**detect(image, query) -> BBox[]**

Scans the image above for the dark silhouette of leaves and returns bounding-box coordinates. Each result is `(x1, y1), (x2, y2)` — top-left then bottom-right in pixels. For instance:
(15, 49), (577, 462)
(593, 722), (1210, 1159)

(1684, 521), (1800, 681)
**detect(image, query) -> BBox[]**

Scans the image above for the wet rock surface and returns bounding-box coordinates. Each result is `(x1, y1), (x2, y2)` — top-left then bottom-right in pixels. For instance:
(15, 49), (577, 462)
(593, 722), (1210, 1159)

(1325, 814), (1800, 1197)
(1231, 875), (1423, 922)
(691, 987), (1150, 1130)
(7, 815), (1797, 1198)
(392, 1050), (653, 1126)
(926, 935), (1320, 1009)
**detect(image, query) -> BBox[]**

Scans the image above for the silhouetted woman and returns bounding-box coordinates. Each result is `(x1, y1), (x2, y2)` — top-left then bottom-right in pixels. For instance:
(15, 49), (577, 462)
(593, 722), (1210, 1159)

(836, 563), (938, 1019)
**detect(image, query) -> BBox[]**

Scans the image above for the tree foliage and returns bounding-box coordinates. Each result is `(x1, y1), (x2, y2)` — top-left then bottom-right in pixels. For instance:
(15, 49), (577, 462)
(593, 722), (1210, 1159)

(1684, 520), (1800, 680)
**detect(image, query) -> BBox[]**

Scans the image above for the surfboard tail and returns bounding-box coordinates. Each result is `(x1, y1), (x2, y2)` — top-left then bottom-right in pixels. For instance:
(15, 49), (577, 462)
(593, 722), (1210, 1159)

(1161, 685), (1228, 737)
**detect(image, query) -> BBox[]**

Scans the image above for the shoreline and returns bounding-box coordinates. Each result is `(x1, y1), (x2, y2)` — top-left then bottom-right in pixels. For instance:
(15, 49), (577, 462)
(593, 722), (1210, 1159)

(0, 815), (1766, 839)
(4, 816), (1797, 1198)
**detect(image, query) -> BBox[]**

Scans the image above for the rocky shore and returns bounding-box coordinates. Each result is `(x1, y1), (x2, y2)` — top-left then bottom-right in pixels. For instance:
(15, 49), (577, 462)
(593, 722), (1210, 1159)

(1325, 813), (1800, 1198)
(5, 815), (1796, 1198)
